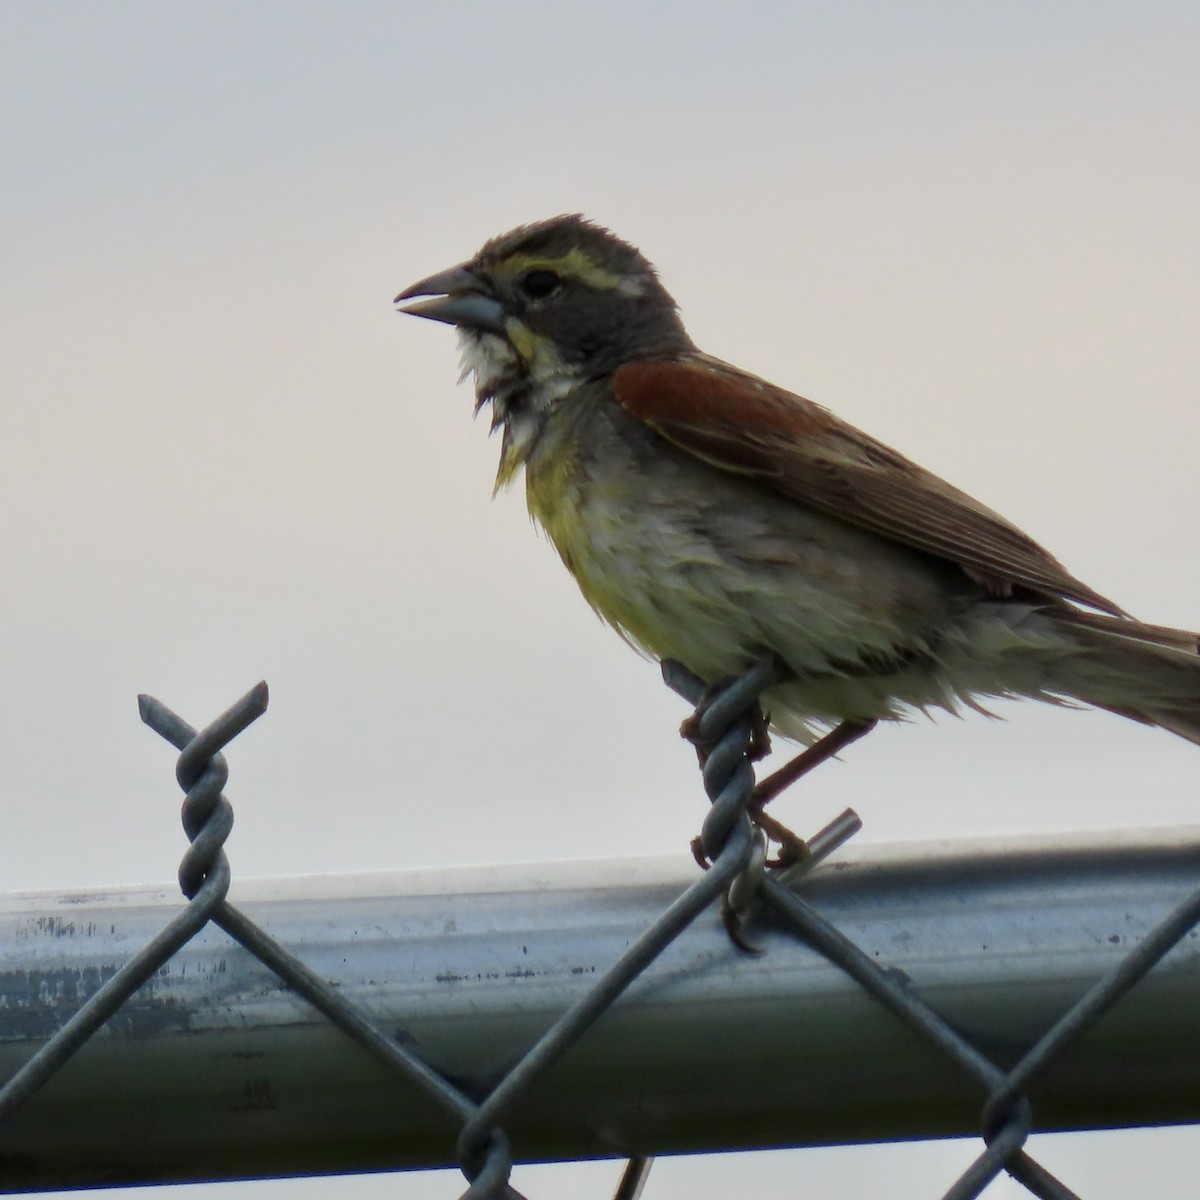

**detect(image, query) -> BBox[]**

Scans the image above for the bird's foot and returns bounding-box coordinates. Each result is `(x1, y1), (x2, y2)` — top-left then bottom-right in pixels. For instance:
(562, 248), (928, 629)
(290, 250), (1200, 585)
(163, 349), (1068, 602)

(677, 673), (774, 767)
(676, 677), (722, 750)
(750, 808), (811, 870)
(721, 898), (765, 955)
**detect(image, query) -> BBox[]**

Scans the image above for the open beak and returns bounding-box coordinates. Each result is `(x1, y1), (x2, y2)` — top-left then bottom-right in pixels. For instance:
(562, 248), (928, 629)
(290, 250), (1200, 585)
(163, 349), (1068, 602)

(393, 263), (507, 335)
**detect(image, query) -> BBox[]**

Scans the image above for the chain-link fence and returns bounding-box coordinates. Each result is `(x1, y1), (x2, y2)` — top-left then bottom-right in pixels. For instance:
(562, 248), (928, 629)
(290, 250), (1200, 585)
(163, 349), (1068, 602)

(2, 664), (1199, 1199)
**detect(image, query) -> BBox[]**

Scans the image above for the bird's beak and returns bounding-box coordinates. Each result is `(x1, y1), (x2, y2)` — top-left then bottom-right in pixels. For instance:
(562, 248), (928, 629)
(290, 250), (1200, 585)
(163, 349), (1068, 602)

(393, 263), (507, 335)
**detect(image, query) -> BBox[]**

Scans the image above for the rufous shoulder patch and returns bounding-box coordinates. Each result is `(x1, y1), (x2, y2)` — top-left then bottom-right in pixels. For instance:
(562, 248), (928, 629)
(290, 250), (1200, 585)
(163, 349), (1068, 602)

(613, 360), (830, 439)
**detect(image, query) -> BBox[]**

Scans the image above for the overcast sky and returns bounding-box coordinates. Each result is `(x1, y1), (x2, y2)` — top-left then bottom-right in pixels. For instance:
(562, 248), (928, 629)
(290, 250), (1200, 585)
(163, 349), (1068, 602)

(4, 3), (1200, 1197)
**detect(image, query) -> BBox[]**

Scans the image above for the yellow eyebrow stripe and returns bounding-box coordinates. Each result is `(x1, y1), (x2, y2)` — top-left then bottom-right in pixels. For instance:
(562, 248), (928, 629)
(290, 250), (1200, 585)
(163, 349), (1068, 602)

(499, 248), (624, 290)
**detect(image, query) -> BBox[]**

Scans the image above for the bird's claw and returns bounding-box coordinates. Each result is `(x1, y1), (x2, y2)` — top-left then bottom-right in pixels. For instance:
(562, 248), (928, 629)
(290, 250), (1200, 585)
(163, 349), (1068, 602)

(721, 900), (764, 955)
(747, 707), (773, 762)
(677, 676), (727, 761)
(750, 809), (811, 870)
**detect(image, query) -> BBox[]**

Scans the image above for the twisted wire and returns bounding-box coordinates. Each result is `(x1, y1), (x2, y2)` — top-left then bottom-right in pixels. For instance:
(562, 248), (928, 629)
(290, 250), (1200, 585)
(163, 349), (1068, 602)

(138, 682), (268, 898)
(5, 668), (1200, 1200)
(455, 816), (758, 1195)
(0, 683), (269, 1122)
(762, 878), (1074, 1199)
(453, 660), (778, 1197)
(665, 657), (783, 923)
(664, 657), (1084, 1198)
(138, 686), (524, 1199)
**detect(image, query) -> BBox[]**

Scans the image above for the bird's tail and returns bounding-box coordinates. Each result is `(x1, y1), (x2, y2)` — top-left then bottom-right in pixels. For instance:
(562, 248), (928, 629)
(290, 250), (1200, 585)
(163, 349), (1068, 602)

(1048, 609), (1200, 746)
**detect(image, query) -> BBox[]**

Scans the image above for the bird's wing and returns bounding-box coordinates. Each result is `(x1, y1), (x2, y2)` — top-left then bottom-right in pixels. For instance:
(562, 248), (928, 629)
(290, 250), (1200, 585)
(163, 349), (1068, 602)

(613, 355), (1124, 616)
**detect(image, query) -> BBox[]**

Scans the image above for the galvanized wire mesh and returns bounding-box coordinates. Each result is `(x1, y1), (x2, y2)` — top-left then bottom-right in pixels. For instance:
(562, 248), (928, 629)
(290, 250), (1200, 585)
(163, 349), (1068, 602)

(1, 669), (1198, 1199)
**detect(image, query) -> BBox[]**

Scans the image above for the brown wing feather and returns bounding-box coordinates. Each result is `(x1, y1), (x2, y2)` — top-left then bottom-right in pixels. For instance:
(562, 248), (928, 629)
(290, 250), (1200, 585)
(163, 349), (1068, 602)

(613, 356), (1125, 616)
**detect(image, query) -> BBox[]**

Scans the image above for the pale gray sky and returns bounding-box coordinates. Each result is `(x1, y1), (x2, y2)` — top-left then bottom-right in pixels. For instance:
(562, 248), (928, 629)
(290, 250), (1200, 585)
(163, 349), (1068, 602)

(3, 2), (1199, 1197)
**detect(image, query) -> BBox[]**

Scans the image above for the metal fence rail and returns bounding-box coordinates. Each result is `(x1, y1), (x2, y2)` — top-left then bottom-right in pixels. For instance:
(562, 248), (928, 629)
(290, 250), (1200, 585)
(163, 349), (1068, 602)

(1, 670), (1199, 1198)
(3, 828), (1200, 1187)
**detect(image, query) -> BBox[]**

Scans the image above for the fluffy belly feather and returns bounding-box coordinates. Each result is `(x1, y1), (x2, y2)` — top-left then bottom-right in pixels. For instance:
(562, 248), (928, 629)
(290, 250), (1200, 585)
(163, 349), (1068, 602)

(522, 396), (978, 740)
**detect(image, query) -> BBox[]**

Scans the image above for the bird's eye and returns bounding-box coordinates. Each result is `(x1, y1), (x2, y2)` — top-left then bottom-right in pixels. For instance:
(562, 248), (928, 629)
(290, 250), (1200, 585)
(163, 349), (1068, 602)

(517, 268), (562, 300)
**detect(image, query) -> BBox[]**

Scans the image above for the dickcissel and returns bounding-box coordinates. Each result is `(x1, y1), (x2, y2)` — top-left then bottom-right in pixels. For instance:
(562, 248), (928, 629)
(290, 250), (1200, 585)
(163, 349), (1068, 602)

(396, 215), (1200, 828)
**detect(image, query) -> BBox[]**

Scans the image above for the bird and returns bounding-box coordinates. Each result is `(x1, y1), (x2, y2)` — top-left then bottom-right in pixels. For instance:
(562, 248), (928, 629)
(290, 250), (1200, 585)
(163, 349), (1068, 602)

(395, 214), (1200, 847)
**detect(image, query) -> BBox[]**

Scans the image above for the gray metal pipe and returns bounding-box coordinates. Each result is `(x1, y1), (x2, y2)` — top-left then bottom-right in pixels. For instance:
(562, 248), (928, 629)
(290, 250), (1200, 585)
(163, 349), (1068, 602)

(2, 827), (1200, 1190)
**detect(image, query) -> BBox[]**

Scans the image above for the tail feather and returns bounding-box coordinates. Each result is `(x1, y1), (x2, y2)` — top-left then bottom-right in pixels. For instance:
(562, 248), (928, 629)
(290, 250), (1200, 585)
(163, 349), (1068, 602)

(1050, 609), (1200, 746)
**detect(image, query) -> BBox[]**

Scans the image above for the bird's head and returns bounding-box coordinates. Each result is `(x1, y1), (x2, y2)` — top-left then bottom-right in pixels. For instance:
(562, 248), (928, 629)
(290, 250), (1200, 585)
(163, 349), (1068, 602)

(396, 215), (692, 480)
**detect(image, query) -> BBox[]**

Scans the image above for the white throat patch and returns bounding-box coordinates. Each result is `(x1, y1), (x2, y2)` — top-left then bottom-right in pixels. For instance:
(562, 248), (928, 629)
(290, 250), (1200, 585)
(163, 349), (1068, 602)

(456, 327), (583, 486)
(457, 328), (582, 413)
(457, 329), (518, 402)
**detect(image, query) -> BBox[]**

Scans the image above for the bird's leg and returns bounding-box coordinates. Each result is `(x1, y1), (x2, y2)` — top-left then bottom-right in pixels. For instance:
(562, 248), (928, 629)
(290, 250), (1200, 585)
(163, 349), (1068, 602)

(749, 718), (877, 866)
(753, 718), (878, 807)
